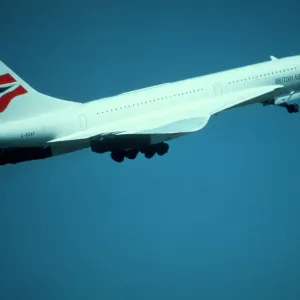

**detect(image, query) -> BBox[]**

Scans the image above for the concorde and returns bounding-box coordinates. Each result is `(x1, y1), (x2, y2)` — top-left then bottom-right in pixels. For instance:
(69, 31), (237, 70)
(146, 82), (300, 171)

(0, 55), (300, 165)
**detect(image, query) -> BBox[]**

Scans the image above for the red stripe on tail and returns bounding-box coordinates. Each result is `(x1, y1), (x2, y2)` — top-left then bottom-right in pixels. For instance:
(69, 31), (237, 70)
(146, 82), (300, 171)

(0, 74), (17, 85)
(0, 86), (27, 112)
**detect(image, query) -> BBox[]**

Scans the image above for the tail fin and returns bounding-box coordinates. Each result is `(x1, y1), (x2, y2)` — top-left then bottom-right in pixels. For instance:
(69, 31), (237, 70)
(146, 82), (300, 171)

(0, 61), (80, 124)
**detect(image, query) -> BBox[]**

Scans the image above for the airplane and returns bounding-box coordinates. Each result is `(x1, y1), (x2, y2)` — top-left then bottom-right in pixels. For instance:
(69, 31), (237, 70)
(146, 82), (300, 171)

(0, 54), (300, 165)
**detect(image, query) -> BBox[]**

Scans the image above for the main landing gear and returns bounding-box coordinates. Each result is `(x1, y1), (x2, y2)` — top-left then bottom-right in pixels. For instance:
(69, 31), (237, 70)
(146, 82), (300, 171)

(110, 143), (169, 163)
(279, 103), (299, 114)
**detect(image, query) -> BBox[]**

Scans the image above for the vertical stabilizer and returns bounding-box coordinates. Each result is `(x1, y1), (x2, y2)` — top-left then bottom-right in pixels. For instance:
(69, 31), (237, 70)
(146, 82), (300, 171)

(0, 61), (80, 124)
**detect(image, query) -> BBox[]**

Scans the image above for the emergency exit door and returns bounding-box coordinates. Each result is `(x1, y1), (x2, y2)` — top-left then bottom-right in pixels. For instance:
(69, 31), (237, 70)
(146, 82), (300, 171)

(78, 114), (87, 130)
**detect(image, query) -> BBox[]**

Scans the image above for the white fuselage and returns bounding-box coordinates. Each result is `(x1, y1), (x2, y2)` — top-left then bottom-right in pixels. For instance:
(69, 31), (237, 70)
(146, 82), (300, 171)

(1, 55), (300, 150)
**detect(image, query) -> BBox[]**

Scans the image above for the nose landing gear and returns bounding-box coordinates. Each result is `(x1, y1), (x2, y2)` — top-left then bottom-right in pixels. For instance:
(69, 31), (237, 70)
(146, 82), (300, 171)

(279, 103), (299, 114)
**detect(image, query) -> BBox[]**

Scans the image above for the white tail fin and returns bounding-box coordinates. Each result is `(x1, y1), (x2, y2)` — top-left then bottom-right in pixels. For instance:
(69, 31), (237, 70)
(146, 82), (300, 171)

(0, 61), (80, 124)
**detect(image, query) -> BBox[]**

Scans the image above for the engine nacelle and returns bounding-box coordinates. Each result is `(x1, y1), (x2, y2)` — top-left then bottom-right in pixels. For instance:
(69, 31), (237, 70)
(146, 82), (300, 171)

(90, 134), (151, 153)
(0, 147), (52, 165)
(274, 92), (300, 105)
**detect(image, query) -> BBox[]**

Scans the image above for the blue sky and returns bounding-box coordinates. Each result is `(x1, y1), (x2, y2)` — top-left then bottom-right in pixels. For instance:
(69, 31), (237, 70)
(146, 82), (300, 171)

(1, 1), (300, 299)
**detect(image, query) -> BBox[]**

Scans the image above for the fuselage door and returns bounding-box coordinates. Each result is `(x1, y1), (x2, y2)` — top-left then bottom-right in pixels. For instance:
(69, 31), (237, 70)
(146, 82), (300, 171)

(78, 114), (87, 130)
(213, 82), (223, 101)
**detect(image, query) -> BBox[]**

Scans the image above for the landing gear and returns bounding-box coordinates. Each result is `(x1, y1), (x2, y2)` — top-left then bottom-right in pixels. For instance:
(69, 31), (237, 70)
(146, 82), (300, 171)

(287, 104), (299, 114)
(110, 149), (139, 162)
(156, 143), (169, 156)
(144, 148), (156, 159)
(144, 143), (169, 159)
(263, 99), (300, 114)
(111, 151), (125, 163)
(125, 149), (139, 160)
(110, 143), (169, 162)
(279, 103), (299, 114)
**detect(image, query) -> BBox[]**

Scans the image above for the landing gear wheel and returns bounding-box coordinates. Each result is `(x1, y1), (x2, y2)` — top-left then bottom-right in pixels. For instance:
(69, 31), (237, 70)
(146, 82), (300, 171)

(111, 151), (125, 163)
(125, 149), (139, 160)
(156, 143), (169, 156)
(287, 104), (299, 114)
(144, 149), (156, 159)
(294, 104), (299, 112)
